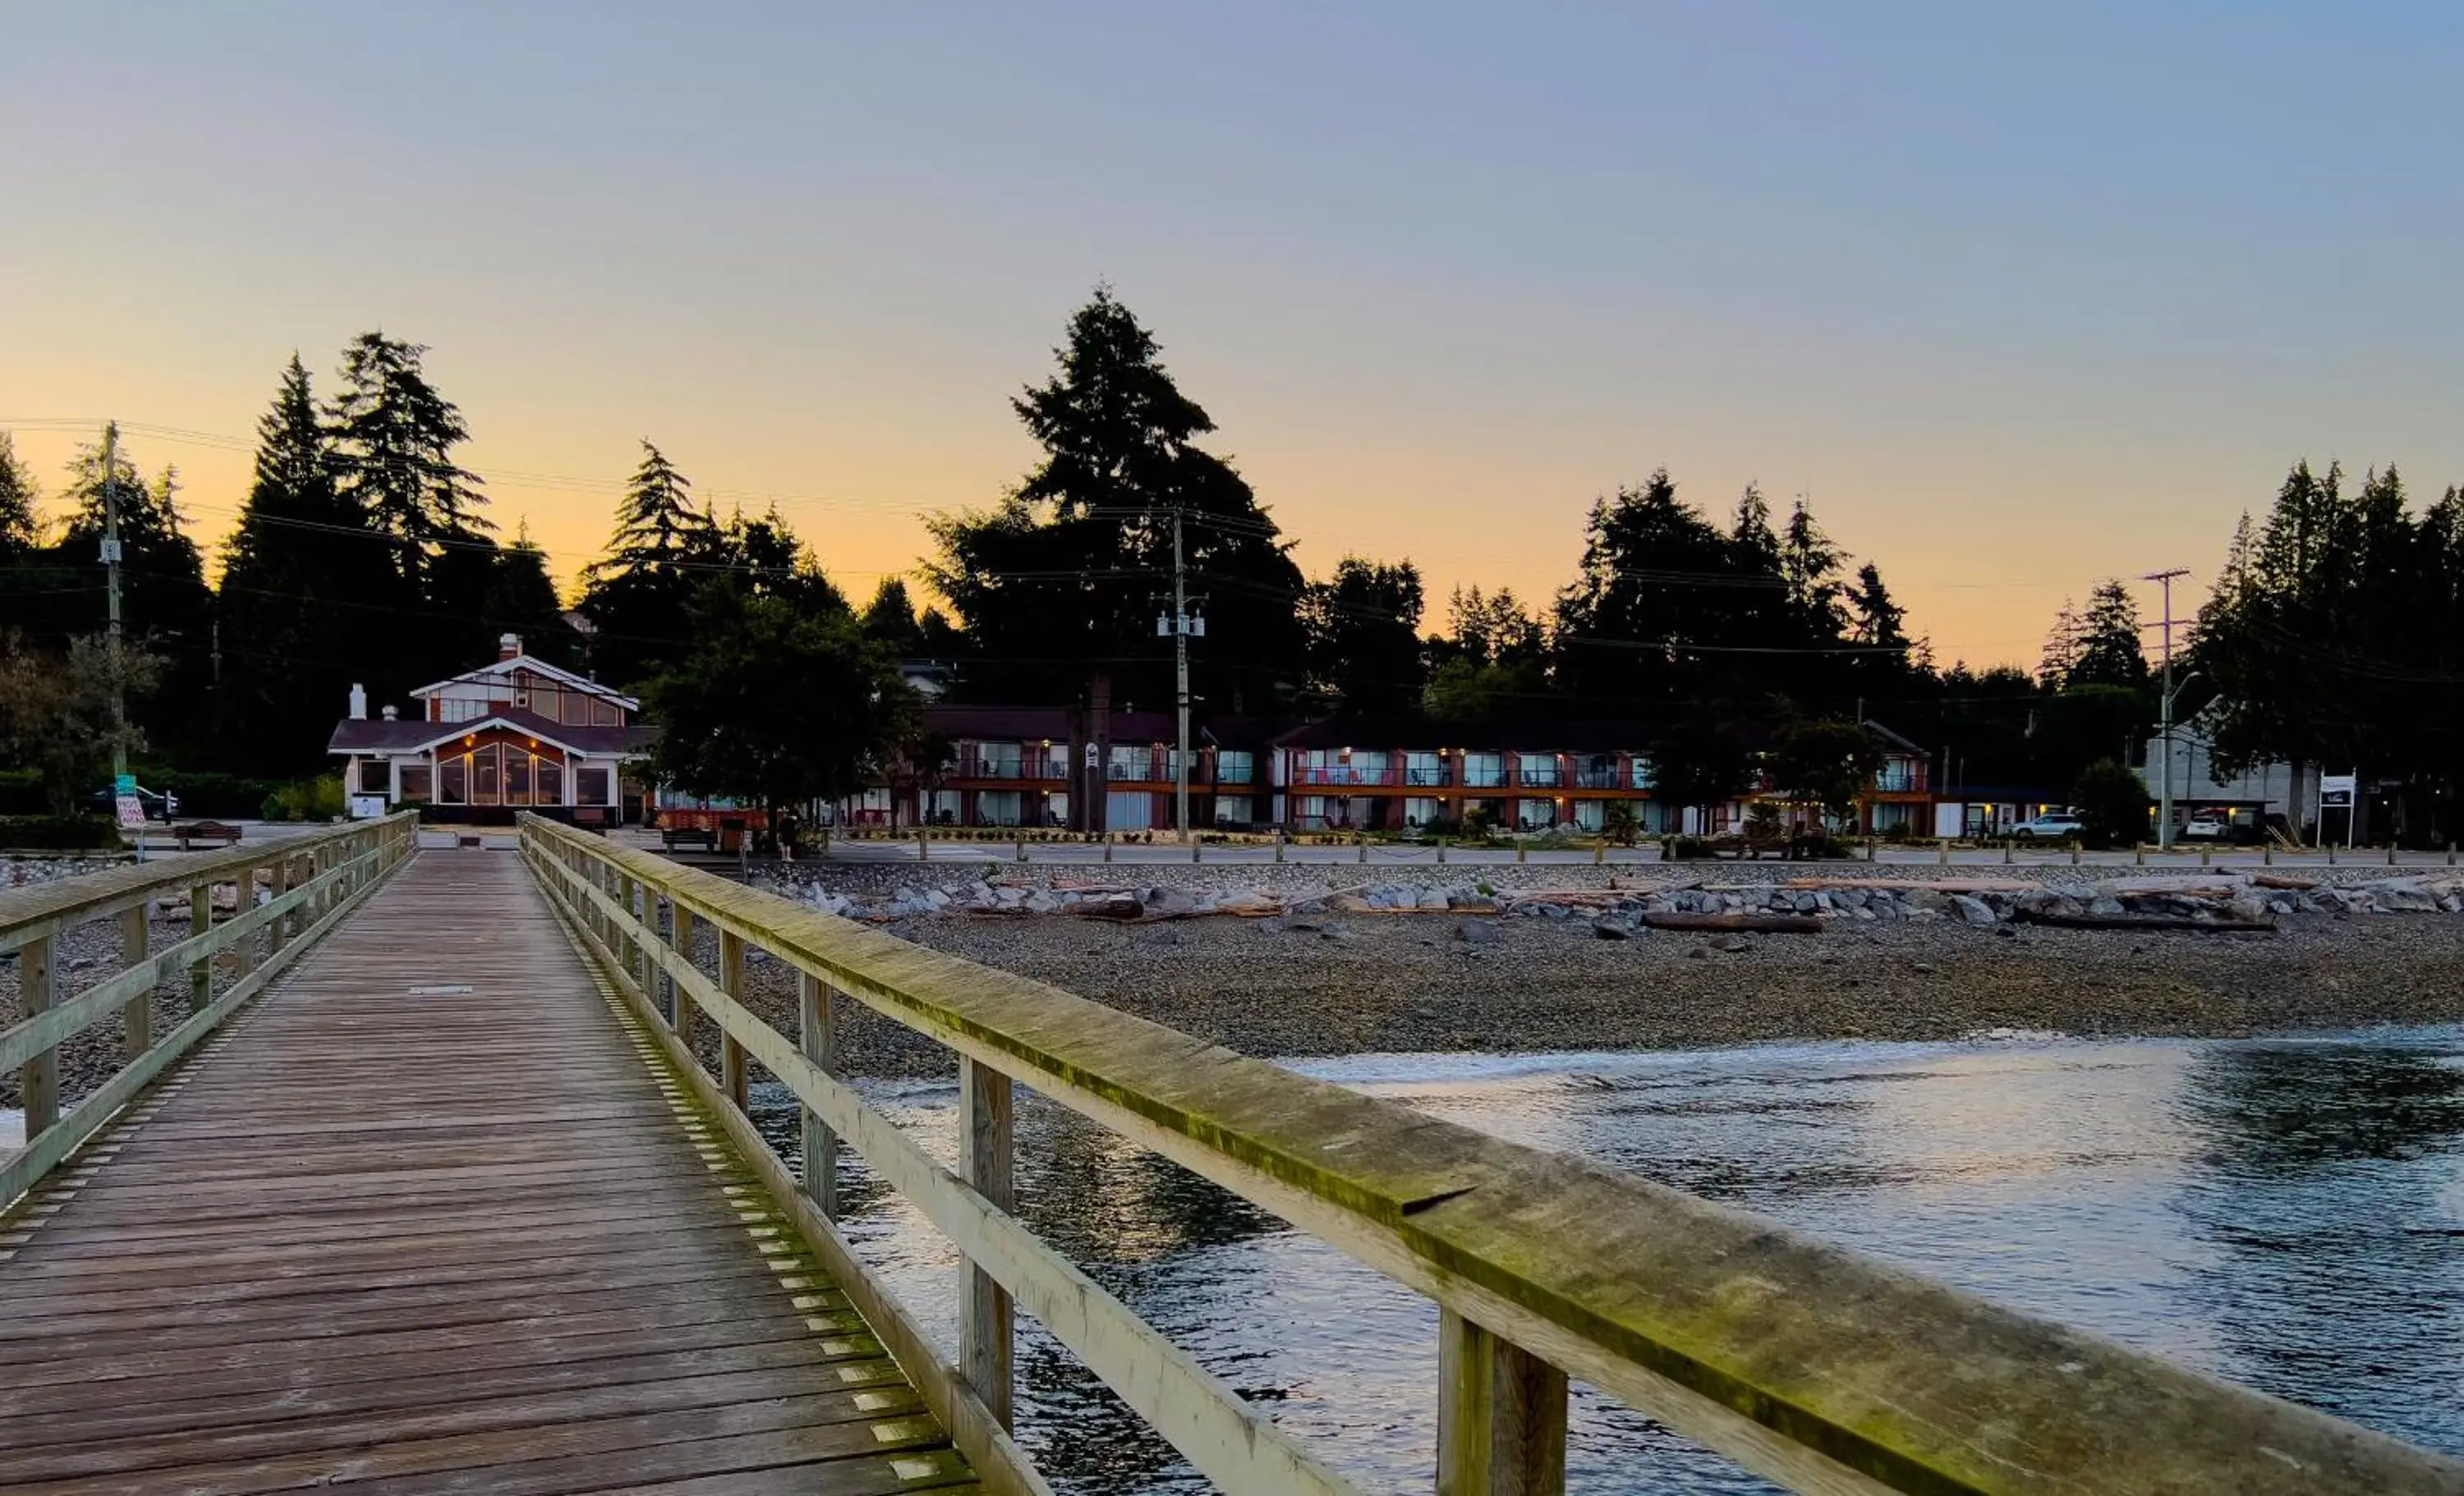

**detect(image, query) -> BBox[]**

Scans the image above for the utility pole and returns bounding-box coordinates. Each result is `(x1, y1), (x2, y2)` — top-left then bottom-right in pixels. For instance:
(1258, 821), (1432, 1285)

(1154, 509), (1205, 842)
(2144, 567), (2189, 851)
(99, 420), (130, 786)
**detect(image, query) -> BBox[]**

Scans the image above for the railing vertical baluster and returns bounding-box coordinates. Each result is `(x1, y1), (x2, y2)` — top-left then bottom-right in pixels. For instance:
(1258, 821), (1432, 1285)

(718, 929), (748, 1111)
(20, 934), (57, 1137)
(119, 902), (152, 1062)
(796, 971), (837, 1218)
(187, 879), (213, 1016)
(671, 903), (697, 1049)
(268, 856), (292, 957)
(958, 1055), (1016, 1429)
(1437, 1310), (1567, 1496)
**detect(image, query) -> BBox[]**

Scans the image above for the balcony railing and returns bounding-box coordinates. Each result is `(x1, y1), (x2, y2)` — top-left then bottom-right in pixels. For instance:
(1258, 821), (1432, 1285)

(1574, 767), (1620, 789)
(1517, 767), (1563, 788)
(1404, 766), (1450, 787)
(1290, 766), (1395, 787)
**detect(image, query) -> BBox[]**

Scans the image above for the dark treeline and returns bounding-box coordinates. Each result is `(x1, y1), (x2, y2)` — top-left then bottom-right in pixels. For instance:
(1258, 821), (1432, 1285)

(6, 288), (2453, 836)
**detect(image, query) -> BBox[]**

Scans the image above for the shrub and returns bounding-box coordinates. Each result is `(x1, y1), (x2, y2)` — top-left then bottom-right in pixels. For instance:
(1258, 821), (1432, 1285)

(1666, 834), (1715, 860)
(1602, 801), (1640, 847)
(2071, 758), (2153, 847)
(261, 775), (347, 824)
(0, 815), (122, 850)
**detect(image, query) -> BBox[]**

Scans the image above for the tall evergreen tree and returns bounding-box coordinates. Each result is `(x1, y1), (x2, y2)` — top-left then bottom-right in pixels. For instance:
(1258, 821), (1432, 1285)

(327, 332), (490, 592)
(2066, 580), (2149, 690)
(926, 287), (1305, 711)
(858, 577), (928, 657)
(0, 432), (35, 556)
(577, 441), (719, 686)
(218, 355), (407, 766)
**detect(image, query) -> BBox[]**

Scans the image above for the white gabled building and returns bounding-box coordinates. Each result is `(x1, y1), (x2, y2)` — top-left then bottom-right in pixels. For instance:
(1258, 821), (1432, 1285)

(327, 633), (657, 824)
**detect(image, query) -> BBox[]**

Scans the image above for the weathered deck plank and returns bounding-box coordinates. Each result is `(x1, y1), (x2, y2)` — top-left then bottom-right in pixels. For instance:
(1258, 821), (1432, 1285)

(0, 850), (966, 1496)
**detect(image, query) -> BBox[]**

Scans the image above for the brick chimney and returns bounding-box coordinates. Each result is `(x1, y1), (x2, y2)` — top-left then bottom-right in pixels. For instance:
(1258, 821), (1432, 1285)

(499, 632), (522, 663)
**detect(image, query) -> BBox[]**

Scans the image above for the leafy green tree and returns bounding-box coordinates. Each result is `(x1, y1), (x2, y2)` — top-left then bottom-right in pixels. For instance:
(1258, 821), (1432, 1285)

(0, 631), (164, 814)
(328, 332), (490, 591)
(926, 288), (1306, 712)
(1645, 722), (1754, 831)
(2071, 757), (2152, 847)
(640, 582), (917, 846)
(1767, 718), (1882, 828)
(1299, 557), (1424, 714)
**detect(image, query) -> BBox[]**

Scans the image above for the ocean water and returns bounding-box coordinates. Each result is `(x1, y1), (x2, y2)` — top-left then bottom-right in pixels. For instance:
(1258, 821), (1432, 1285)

(750, 1025), (2464, 1492)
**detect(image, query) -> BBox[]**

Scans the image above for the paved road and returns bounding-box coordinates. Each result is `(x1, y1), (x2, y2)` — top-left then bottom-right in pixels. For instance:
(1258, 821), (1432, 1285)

(811, 839), (2460, 872)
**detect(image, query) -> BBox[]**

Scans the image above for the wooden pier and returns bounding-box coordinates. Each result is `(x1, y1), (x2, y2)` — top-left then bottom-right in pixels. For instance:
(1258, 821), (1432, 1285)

(0, 849), (972, 1495)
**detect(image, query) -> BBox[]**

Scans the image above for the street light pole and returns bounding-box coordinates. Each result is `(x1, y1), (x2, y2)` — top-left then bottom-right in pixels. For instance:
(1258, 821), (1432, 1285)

(2143, 568), (2189, 850)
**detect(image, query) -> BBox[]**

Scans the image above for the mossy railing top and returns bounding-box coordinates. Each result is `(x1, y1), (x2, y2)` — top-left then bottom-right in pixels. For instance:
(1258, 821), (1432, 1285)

(522, 814), (2463, 1496)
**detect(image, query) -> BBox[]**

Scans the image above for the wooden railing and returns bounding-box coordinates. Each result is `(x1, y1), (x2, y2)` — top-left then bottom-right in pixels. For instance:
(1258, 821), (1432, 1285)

(0, 815), (417, 1213)
(518, 813), (2463, 1496)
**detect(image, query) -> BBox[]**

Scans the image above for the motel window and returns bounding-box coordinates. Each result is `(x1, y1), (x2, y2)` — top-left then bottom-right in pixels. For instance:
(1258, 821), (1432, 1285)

(1461, 752), (1506, 788)
(437, 756), (467, 804)
(1216, 750), (1253, 784)
(1629, 755), (1655, 790)
(398, 764), (433, 802)
(537, 759), (563, 805)
(577, 767), (611, 806)
(356, 759), (390, 795)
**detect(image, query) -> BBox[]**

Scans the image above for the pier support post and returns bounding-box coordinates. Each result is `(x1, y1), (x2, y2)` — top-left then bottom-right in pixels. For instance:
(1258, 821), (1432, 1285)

(959, 1055), (1015, 1429)
(797, 971), (837, 1218)
(1437, 1309), (1566, 1496)
(118, 904), (151, 1062)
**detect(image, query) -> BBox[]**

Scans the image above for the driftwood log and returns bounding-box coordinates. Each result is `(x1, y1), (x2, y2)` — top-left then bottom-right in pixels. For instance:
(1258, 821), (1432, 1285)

(1640, 911), (1823, 934)
(2015, 911), (2276, 934)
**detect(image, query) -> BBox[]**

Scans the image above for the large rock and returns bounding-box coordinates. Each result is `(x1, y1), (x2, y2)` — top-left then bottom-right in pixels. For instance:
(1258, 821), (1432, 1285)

(1454, 918), (1503, 945)
(1949, 894), (1998, 926)
(1903, 888), (1949, 914)
(2370, 880), (2441, 913)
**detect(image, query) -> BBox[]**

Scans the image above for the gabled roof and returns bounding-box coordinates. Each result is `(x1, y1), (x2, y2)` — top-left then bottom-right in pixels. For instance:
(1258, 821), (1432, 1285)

(408, 655), (640, 711)
(329, 708), (658, 758)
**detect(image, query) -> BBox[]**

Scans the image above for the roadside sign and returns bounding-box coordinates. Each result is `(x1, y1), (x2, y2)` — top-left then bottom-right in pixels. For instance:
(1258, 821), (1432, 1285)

(2321, 773), (2357, 795)
(1083, 742), (1100, 769)
(113, 795), (149, 830)
(113, 772), (136, 794)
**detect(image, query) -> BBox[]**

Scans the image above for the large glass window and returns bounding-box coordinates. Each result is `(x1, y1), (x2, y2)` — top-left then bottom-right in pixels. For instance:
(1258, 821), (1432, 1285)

(1461, 752), (1506, 788)
(1108, 745), (1146, 781)
(398, 764), (433, 802)
(1404, 751), (1446, 787)
(437, 755), (467, 804)
(537, 759), (563, 805)
(577, 766), (611, 805)
(1517, 753), (1561, 787)
(472, 744), (502, 804)
(356, 759), (389, 795)
(506, 751), (534, 805)
(1216, 750), (1253, 784)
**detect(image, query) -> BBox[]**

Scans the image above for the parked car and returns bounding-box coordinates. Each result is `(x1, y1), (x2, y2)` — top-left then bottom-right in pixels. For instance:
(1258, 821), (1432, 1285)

(2008, 811), (2084, 840)
(2180, 811), (2228, 841)
(88, 784), (179, 822)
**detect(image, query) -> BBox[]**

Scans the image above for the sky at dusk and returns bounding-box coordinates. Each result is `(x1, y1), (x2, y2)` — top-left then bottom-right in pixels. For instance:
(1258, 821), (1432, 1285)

(6, 2), (2461, 669)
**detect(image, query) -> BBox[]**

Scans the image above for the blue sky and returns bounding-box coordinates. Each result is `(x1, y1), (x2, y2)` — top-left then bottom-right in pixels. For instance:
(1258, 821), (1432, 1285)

(5, 2), (2459, 663)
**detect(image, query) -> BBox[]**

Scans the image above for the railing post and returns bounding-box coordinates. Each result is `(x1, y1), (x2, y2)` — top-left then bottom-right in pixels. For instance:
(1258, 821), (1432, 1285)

(718, 929), (749, 1111)
(20, 934), (57, 1137)
(958, 1054), (1015, 1429)
(1437, 1309), (1567, 1496)
(188, 879), (213, 1015)
(119, 902), (152, 1062)
(797, 971), (837, 1218)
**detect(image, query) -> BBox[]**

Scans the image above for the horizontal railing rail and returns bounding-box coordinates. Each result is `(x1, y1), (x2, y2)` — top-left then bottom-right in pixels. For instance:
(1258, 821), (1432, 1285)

(518, 812), (2463, 1496)
(0, 815), (418, 1214)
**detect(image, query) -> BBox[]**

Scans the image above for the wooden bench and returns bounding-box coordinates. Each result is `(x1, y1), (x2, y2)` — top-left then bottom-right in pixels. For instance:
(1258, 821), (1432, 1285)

(171, 820), (244, 851)
(662, 825), (717, 853)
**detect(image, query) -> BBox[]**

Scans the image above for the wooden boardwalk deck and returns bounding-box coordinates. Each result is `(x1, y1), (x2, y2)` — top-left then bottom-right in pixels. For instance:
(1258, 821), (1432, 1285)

(0, 850), (973, 1496)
